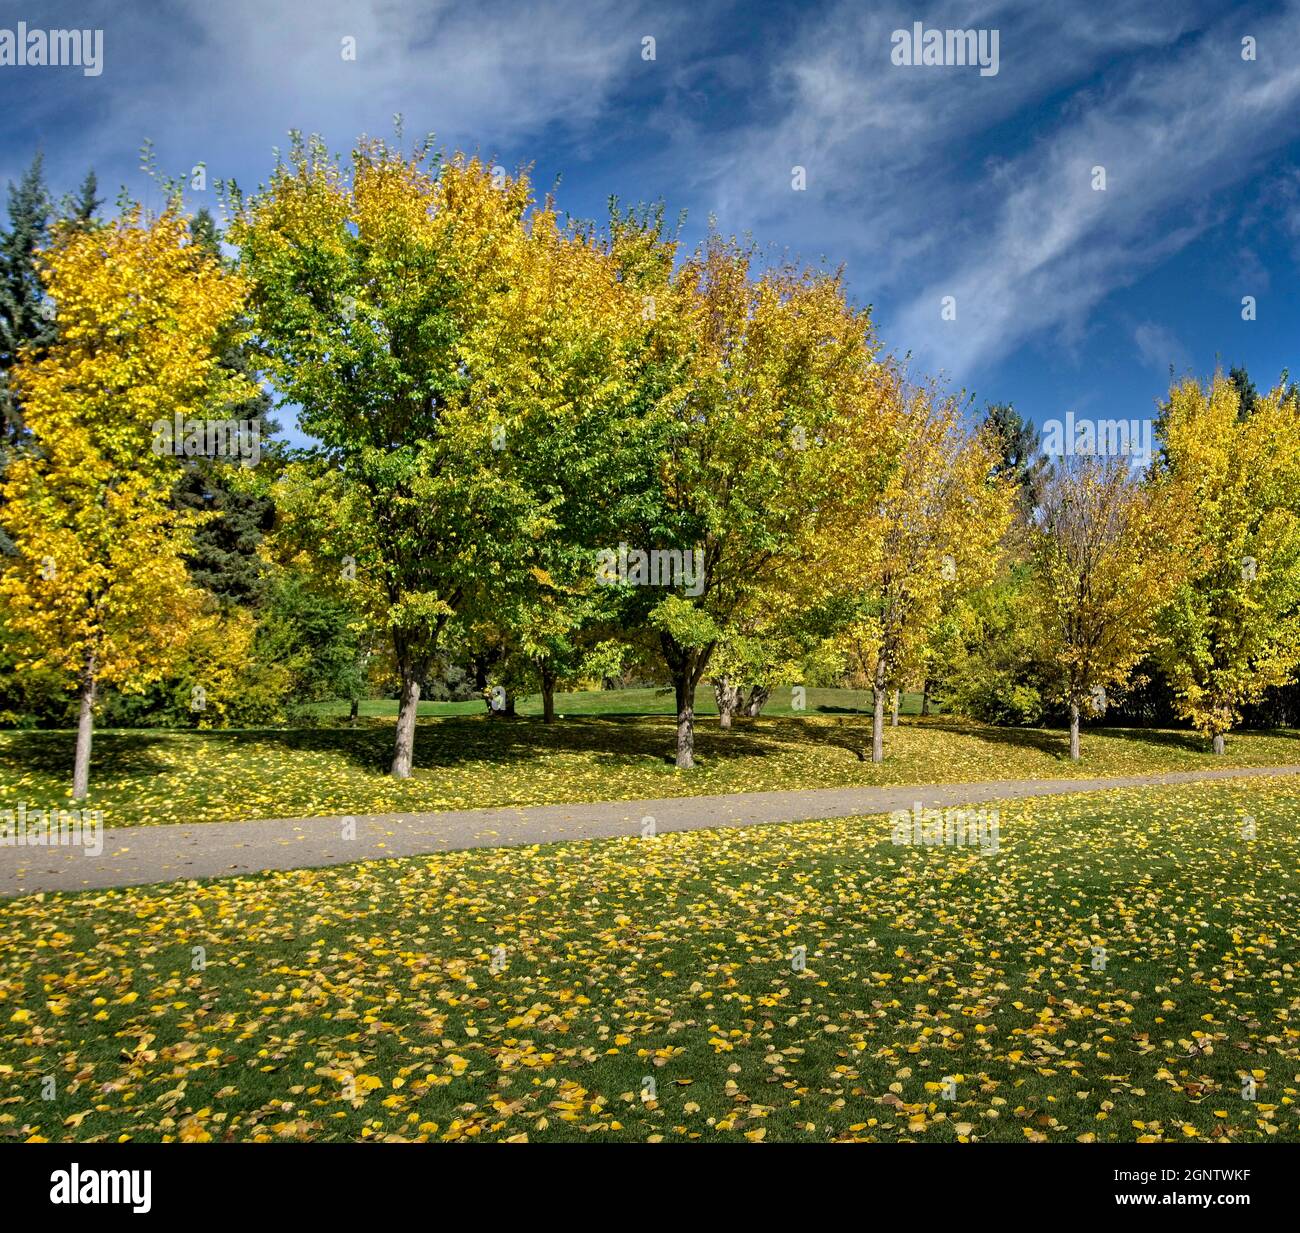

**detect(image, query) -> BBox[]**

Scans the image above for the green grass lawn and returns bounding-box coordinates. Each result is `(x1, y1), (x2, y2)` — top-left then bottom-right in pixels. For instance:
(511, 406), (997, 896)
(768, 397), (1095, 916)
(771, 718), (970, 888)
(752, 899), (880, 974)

(303, 685), (930, 720)
(3, 709), (1299, 827)
(2, 775), (1296, 1142)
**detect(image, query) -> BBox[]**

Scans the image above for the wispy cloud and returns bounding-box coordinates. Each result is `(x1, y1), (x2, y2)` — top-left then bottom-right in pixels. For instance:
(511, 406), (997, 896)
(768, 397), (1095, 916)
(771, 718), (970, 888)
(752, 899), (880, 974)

(1, 0), (669, 196)
(1133, 321), (1190, 375)
(893, 8), (1300, 378)
(4, 0), (1299, 410)
(653, 0), (1300, 384)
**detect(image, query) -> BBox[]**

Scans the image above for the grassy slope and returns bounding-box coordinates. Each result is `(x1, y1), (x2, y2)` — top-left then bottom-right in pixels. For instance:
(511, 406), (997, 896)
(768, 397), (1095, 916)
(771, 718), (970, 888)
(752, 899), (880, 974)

(2, 713), (1299, 827)
(2, 776), (1296, 1143)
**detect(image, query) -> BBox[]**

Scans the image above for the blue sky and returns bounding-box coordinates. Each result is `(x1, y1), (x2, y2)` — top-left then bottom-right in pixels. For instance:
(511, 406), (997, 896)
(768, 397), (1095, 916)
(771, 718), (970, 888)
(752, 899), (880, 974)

(3, 0), (1300, 446)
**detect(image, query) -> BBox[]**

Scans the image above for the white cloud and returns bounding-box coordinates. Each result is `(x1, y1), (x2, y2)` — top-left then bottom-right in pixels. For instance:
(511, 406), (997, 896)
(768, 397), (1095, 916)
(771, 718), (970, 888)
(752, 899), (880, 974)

(7, 0), (1299, 398)
(656, 0), (1300, 382)
(3, 0), (665, 200)
(1133, 322), (1190, 374)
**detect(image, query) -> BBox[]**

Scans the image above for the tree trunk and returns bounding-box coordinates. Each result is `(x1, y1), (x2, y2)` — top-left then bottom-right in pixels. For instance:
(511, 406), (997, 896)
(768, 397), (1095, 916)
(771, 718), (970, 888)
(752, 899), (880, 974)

(872, 668), (886, 763)
(891, 688), (900, 727)
(663, 633), (713, 770)
(348, 697), (359, 726)
(1212, 733), (1225, 755)
(391, 671), (421, 779)
(675, 675), (696, 769)
(745, 685), (771, 718)
(1069, 700), (1081, 761)
(71, 652), (96, 801)
(714, 677), (740, 729)
(921, 678), (931, 716)
(542, 666), (557, 724)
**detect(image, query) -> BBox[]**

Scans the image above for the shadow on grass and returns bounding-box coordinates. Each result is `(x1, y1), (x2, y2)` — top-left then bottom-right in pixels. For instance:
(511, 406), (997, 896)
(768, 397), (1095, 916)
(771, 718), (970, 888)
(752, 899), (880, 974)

(243, 713), (860, 773)
(0, 715), (815, 782)
(925, 719), (1221, 761)
(340, 713), (824, 774)
(0, 729), (176, 780)
(1098, 724), (1300, 755)
(6, 714), (1291, 790)
(924, 719), (1073, 760)
(931, 717), (1300, 761)
(1099, 726), (1208, 755)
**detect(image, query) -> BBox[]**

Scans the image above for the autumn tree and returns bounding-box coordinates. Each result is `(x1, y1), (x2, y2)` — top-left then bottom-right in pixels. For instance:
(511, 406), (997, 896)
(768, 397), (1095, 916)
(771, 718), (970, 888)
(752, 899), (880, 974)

(263, 459), (392, 721)
(835, 376), (1013, 761)
(623, 233), (889, 768)
(232, 135), (640, 775)
(1032, 455), (1186, 760)
(233, 138), (516, 777)
(709, 596), (846, 726)
(457, 196), (647, 722)
(0, 207), (252, 796)
(1155, 373), (1300, 752)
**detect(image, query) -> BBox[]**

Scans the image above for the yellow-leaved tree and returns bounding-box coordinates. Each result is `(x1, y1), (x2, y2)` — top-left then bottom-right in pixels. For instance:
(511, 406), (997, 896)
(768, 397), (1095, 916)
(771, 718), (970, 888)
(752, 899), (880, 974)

(231, 138), (620, 778)
(1032, 455), (1188, 760)
(1155, 373), (1300, 751)
(834, 373), (1015, 761)
(0, 207), (253, 798)
(631, 234), (895, 767)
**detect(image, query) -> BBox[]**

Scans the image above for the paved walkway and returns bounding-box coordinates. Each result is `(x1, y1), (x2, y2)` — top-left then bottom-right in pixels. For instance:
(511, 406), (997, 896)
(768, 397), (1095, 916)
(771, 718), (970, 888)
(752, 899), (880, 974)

(3, 763), (1298, 898)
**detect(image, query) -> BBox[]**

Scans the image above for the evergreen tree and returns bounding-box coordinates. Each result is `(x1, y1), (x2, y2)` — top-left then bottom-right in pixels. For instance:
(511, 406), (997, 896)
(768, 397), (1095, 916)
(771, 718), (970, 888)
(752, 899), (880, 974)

(258, 570), (370, 709)
(172, 469), (276, 605)
(189, 205), (222, 256)
(0, 153), (54, 455)
(61, 168), (103, 231)
(1228, 365), (1259, 417)
(983, 401), (1047, 518)
(1226, 364), (1298, 419)
(170, 207), (279, 607)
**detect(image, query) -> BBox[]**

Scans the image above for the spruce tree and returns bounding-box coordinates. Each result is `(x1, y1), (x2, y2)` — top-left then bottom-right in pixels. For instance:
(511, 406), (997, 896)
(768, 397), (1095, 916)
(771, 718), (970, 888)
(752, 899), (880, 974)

(983, 401), (1046, 517)
(61, 168), (103, 231)
(171, 208), (279, 606)
(0, 153), (54, 454)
